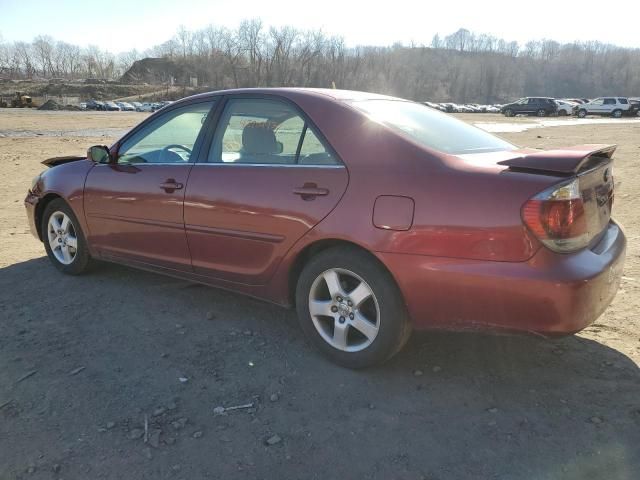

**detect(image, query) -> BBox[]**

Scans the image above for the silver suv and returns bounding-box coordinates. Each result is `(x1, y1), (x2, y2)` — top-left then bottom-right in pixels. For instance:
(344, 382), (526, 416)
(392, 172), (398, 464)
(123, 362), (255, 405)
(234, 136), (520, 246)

(577, 97), (632, 118)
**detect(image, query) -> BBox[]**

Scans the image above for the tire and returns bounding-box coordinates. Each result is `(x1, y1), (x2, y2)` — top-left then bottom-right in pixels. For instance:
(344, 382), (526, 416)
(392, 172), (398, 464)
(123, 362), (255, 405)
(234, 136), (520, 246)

(295, 247), (411, 368)
(536, 109), (547, 117)
(42, 198), (94, 275)
(578, 109), (587, 118)
(504, 109), (514, 117)
(612, 109), (622, 118)
(558, 109), (567, 116)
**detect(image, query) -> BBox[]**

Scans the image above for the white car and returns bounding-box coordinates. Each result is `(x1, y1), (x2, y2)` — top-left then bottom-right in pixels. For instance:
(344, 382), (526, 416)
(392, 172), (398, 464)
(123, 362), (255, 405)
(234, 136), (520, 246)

(137, 103), (154, 112)
(555, 100), (577, 116)
(577, 97), (632, 118)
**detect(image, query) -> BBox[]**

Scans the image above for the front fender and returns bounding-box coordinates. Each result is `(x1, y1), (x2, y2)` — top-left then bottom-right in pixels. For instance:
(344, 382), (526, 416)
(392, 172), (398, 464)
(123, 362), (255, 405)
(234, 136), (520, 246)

(31, 159), (95, 243)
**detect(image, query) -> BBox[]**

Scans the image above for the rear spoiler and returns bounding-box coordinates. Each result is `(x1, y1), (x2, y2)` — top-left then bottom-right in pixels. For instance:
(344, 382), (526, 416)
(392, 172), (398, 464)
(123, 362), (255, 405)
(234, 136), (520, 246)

(41, 155), (87, 168)
(498, 144), (616, 174)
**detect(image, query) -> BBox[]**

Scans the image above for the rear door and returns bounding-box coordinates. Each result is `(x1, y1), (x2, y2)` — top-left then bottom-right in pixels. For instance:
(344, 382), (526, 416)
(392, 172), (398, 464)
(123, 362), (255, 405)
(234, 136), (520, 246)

(602, 98), (617, 114)
(183, 96), (348, 285)
(84, 100), (216, 271)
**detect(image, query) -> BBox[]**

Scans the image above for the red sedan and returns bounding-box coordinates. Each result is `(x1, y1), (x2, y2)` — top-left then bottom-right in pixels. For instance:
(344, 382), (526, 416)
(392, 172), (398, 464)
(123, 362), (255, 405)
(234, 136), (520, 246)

(25, 88), (625, 367)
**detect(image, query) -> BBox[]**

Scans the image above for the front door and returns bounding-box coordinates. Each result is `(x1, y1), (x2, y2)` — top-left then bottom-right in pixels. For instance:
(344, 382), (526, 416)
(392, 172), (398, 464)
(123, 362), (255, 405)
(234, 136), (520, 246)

(84, 100), (216, 271)
(588, 98), (605, 114)
(183, 96), (348, 285)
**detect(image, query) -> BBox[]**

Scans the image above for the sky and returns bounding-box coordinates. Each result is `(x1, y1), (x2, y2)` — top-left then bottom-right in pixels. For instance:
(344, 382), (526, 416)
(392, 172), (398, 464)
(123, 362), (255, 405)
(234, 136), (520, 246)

(1, 0), (639, 53)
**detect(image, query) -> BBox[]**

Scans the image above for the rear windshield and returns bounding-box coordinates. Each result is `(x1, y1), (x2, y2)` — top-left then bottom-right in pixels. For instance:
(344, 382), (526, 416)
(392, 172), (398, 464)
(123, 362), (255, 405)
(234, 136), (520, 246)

(351, 99), (514, 154)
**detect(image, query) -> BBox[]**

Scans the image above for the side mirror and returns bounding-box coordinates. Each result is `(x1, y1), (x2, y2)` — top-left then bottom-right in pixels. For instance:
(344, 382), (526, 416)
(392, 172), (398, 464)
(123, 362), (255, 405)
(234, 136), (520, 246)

(87, 145), (111, 164)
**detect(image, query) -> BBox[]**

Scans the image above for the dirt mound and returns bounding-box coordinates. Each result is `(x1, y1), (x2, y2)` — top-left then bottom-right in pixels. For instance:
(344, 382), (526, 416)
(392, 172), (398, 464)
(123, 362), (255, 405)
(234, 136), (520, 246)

(120, 57), (189, 84)
(37, 99), (60, 110)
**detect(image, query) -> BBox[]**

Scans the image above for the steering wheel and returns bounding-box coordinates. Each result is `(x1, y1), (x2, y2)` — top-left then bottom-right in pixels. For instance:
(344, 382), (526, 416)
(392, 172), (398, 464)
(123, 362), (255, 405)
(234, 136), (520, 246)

(159, 144), (192, 163)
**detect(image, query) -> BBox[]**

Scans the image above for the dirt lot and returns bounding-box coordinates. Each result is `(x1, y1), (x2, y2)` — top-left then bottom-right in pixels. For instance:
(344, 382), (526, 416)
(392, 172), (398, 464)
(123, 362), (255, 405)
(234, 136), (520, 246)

(1, 110), (639, 480)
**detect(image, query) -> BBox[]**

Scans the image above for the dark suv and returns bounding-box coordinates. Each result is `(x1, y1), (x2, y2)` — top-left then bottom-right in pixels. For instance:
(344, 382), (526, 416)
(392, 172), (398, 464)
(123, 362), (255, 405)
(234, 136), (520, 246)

(501, 97), (558, 117)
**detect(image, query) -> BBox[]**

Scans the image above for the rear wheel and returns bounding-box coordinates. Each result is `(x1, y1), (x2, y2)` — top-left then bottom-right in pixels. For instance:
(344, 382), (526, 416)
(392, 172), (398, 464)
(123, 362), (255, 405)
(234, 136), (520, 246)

(295, 247), (411, 368)
(537, 109), (547, 117)
(578, 109), (587, 118)
(612, 109), (622, 118)
(42, 199), (94, 275)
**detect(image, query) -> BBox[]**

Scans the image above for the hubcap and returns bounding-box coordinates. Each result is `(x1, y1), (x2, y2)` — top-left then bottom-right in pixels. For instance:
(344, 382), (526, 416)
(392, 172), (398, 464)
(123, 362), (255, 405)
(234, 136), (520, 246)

(47, 211), (78, 265)
(308, 268), (380, 352)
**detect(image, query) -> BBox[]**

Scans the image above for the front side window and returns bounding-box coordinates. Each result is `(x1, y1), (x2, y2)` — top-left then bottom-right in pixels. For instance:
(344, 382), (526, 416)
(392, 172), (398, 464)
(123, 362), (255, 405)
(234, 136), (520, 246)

(208, 98), (338, 165)
(591, 98), (604, 105)
(604, 98), (616, 105)
(117, 101), (215, 164)
(352, 99), (515, 155)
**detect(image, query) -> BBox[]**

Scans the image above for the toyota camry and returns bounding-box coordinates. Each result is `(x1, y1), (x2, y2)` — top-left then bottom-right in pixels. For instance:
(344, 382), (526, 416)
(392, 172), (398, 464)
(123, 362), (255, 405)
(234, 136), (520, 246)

(25, 88), (626, 368)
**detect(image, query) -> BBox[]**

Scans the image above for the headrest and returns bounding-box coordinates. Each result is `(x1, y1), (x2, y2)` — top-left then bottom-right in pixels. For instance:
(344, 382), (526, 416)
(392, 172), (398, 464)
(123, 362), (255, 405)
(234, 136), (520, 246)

(242, 122), (278, 155)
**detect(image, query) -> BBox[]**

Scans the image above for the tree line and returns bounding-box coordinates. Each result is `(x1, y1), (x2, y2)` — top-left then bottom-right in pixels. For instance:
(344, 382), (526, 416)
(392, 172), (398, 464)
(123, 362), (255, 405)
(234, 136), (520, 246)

(1, 24), (639, 103)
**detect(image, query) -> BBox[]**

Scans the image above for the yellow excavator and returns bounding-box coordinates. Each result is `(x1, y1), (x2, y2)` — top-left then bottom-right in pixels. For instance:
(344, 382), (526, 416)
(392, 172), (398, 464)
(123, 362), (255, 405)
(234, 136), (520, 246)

(0, 92), (35, 108)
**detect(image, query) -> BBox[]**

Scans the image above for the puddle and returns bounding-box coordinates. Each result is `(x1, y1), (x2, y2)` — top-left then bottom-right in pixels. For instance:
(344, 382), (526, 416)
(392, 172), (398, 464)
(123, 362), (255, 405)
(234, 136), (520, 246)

(475, 117), (640, 133)
(0, 128), (127, 138)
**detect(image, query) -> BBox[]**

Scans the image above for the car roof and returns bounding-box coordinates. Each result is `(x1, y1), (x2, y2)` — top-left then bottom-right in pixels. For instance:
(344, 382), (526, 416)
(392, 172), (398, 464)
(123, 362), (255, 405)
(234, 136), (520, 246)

(183, 87), (404, 104)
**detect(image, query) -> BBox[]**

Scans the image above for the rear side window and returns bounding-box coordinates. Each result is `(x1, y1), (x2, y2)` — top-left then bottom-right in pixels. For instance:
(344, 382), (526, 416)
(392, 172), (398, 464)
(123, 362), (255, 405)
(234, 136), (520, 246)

(618, 98), (629, 104)
(352, 100), (515, 155)
(208, 98), (338, 165)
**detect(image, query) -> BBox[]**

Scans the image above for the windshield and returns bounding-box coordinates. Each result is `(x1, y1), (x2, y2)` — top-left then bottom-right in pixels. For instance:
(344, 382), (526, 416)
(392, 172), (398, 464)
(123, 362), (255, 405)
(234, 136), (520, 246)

(352, 99), (515, 155)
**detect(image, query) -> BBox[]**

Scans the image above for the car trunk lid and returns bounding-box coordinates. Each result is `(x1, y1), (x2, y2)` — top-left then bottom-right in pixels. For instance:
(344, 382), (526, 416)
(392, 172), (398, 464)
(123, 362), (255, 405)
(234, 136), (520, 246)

(501, 145), (615, 251)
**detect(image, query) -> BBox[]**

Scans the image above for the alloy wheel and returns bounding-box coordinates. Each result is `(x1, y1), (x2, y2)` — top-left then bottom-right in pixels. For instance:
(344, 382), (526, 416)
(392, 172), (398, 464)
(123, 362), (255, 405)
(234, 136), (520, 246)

(47, 211), (78, 265)
(308, 268), (380, 352)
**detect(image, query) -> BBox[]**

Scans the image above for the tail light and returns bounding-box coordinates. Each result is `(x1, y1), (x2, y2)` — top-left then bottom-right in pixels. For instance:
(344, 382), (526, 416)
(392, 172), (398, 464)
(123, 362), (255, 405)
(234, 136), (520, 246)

(522, 179), (589, 253)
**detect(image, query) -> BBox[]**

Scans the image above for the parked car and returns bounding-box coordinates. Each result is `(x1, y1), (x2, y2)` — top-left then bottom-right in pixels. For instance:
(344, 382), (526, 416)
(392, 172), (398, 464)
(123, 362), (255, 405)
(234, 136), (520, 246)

(85, 99), (105, 111)
(501, 97), (558, 117)
(116, 102), (135, 111)
(627, 98), (640, 116)
(131, 101), (143, 111)
(103, 101), (121, 111)
(26, 88), (625, 368)
(576, 97), (632, 118)
(79, 102), (87, 111)
(441, 103), (459, 113)
(555, 100), (578, 116)
(137, 102), (154, 112)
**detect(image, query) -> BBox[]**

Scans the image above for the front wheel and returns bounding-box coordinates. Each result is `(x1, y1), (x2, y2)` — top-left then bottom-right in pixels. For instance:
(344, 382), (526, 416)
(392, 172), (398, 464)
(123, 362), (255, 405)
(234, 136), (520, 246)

(578, 109), (587, 118)
(42, 199), (94, 275)
(612, 109), (622, 118)
(295, 247), (411, 368)
(504, 109), (514, 117)
(537, 109), (547, 117)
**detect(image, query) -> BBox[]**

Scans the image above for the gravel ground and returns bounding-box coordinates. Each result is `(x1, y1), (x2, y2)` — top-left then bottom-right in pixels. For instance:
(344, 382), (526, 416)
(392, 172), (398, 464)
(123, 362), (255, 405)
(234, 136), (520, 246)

(1, 110), (639, 480)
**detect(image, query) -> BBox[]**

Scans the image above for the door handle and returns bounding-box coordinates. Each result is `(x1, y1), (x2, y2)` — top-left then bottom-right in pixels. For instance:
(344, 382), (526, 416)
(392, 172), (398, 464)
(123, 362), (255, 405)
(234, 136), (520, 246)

(160, 179), (183, 192)
(293, 183), (329, 200)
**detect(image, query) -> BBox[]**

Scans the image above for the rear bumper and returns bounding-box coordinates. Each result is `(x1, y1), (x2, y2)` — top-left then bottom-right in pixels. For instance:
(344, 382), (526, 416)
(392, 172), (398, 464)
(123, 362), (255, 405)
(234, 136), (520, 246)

(379, 221), (626, 335)
(24, 191), (40, 240)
